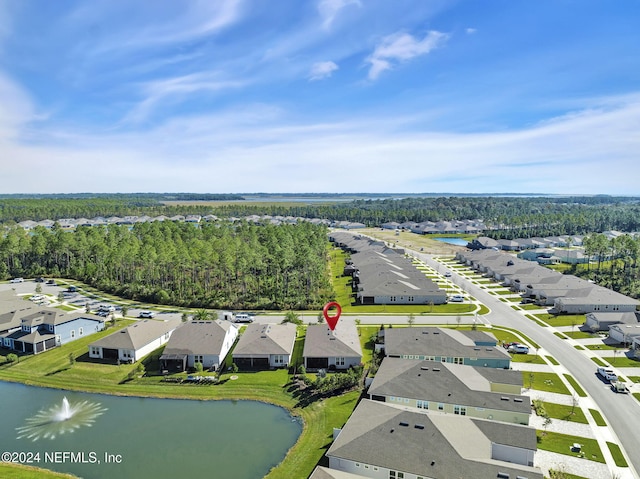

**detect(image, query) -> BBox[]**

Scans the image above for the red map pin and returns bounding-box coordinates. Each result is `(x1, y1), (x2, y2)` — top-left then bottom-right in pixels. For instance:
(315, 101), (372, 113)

(323, 301), (342, 331)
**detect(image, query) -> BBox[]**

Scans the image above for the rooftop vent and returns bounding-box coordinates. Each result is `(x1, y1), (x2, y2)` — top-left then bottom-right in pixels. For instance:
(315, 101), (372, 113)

(420, 366), (429, 370)
(497, 473), (510, 479)
(433, 331), (440, 334)
(422, 331), (429, 334)
(501, 397), (509, 401)
(474, 347), (481, 351)
(433, 367), (440, 372)
(399, 421), (409, 427)
(415, 424), (425, 430)
(514, 398), (523, 403)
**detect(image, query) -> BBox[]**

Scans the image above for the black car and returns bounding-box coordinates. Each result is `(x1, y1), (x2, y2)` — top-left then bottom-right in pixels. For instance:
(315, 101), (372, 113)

(67, 286), (77, 293)
(35, 277), (44, 283)
(46, 279), (56, 285)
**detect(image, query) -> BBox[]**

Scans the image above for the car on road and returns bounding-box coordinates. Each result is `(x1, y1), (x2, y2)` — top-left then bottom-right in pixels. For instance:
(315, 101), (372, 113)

(597, 367), (618, 382)
(138, 311), (155, 318)
(508, 344), (530, 354)
(9, 277), (24, 283)
(46, 279), (57, 285)
(35, 277), (44, 283)
(66, 286), (77, 293)
(96, 311), (110, 317)
(520, 298), (536, 304)
(444, 272), (452, 277)
(234, 313), (254, 323)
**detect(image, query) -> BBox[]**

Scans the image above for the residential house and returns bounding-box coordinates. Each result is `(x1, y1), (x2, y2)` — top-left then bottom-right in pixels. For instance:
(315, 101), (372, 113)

(159, 320), (238, 372)
(232, 322), (297, 369)
(608, 324), (640, 345)
(303, 322), (362, 371)
(326, 399), (543, 479)
(383, 327), (511, 369)
(368, 358), (529, 425)
(584, 311), (640, 332)
(553, 286), (639, 314)
(89, 318), (181, 363)
(0, 295), (105, 354)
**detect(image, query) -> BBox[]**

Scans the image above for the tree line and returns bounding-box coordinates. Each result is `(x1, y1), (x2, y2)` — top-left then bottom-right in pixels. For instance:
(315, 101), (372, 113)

(0, 221), (333, 310)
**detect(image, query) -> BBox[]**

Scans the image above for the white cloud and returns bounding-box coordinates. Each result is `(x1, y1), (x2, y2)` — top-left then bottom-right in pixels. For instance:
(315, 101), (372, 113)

(367, 30), (448, 80)
(317, 0), (361, 30)
(0, 72), (35, 139)
(466, 27), (477, 35)
(309, 61), (339, 81)
(122, 72), (247, 124)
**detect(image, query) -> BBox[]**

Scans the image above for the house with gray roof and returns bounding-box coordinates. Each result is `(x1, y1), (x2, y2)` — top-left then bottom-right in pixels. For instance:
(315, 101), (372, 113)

(304, 322), (362, 371)
(159, 320), (238, 372)
(584, 311), (640, 332)
(368, 358), (529, 425)
(232, 322), (297, 369)
(326, 399), (543, 479)
(608, 323), (640, 345)
(1, 293), (105, 354)
(383, 327), (511, 369)
(89, 318), (181, 363)
(554, 285), (639, 314)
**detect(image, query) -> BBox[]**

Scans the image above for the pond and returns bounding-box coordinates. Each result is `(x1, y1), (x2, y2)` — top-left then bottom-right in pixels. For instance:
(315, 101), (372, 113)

(432, 237), (469, 246)
(0, 381), (301, 479)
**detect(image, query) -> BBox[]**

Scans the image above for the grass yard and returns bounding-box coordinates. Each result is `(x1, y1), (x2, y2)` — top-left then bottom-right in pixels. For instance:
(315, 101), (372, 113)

(523, 372), (571, 395)
(539, 401), (588, 424)
(607, 442), (629, 467)
(589, 409), (607, 426)
(564, 374), (587, 397)
(563, 331), (596, 339)
(600, 356), (640, 367)
(0, 321), (362, 479)
(546, 356), (560, 365)
(526, 315), (549, 327)
(590, 357), (607, 367)
(585, 343), (624, 350)
(0, 464), (78, 479)
(536, 431), (605, 463)
(509, 354), (547, 365)
(535, 314), (586, 328)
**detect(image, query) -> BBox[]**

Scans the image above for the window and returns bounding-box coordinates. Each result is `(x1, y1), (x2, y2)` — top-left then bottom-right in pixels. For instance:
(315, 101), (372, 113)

(408, 296), (414, 302)
(441, 357), (447, 362)
(194, 355), (203, 363)
(389, 472), (404, 479)
(78, 327), (84, 336)
(453, 357), (463, 364)
(390, 296), (396, 302)
(417, 400), (429, 409)
(70, 330), (75, 338)
(438, 403), (444, 411)
(454, 405), (467, 416)
(274, 355), (285, 365)
(90, 346), (100, 356)
(164, 332), (170, 340)
(336, 357), (345, 366)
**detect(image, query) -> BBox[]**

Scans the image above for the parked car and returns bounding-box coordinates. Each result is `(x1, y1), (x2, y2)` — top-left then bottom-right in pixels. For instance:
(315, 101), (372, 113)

(508, 344), (530, 354)
(503, 342), (520, 349)
(597, 367), (618, 382)
(520, 298), (536, 304)
(9, 277), (24, 283)
(138, 311), (155, 318)
(35, 277), (44, 283)
(96, 311), (110, 317)
(234, 313), (254, 323)
(449, 294), (464, 302)
(46, 279), (56, 285)
(66, 286), (77, 293)
(98, 304), (116, 313)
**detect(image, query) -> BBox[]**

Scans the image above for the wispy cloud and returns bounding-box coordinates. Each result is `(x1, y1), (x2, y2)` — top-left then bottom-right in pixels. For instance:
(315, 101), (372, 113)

(466, 27), (477, 35)
(367, 30), (448, 80)
(0, 72), (35, 139)
(317, 0), (361, 30)
(309, 61), (339, 81)
(122, 72), (247, 124)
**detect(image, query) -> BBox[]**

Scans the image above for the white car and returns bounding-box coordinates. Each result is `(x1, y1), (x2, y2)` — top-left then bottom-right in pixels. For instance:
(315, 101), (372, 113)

(597, 367), (617, 382)
(9, 277), (24, 283)
(449, 294), (464, 302)
(99, 304), (116, 313)
(508, 344), (530, 354)
(138, 311), (155, 318)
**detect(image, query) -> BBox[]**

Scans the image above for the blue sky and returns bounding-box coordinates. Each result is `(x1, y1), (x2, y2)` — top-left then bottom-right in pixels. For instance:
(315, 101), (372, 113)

(1, 0), (639, 194)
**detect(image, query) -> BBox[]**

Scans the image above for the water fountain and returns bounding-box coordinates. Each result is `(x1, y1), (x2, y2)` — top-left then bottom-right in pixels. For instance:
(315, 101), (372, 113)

(16, 396), (107, 441)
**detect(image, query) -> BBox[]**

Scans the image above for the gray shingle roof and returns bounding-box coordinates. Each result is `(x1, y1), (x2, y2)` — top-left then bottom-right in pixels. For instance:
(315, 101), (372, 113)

(369, 358), (530, 415)
(327, 400), (543, 479)
(90, 318), (181, 351)
(384, 327), (511, 361)
(161, 320), (237, 357)
(233, 323), (296, 356)
(303, 323), (362, 359)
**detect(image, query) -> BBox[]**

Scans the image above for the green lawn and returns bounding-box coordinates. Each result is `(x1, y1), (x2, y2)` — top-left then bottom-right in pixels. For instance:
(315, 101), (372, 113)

(535, 314), (586, 328)
(536, 431), (605, 463)
(585, 343), (623, 350)
(600, 356), (640, 367)
(523, 372), (571, 395)
(538, 401), (588, 423)
(590, 357), (607, 367)
(509, 354), (547, 365)
(554, 332), (569, 340)
(546, 356), (560, 365)
(0, 464), (78, 479)
(0, 321), (361, 479)
(607, 442), (629, 467)
(526, 315), (549, 327)
(563, 331), (595, 339)
(564, 374), (587, 397)
(589, 409), (606, 426)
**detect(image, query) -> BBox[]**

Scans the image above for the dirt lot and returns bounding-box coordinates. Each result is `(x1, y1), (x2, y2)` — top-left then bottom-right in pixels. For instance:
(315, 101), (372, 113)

(358, 228), (469, 255)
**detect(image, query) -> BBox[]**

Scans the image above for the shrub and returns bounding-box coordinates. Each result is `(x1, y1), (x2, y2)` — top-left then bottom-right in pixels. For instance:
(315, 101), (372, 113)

(6, 353), (18, 364)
